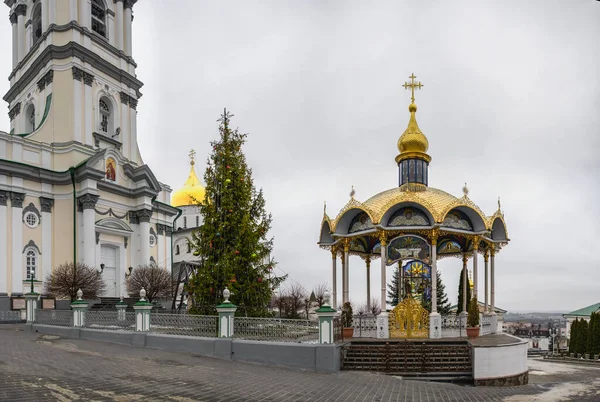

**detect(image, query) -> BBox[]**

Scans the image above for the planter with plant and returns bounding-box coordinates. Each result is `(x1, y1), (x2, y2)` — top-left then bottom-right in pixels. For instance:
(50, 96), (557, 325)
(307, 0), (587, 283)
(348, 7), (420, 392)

(341, 301), (354, 339)
(466, 296), (480, 338)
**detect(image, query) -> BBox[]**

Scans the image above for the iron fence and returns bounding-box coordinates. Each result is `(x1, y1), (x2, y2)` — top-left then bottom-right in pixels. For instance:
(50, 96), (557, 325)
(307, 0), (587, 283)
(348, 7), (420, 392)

(480, 314), (492, 335)
(150, 313), (218, 337)
(84, 311), (135, 331)
(441, 314), (465, 338)
(0, 310), (23, 323)
(333, 316), (343, 342)
(234, 317), (319, 343)
(35, 310), (73, 327)
(352, 314), (378, 338)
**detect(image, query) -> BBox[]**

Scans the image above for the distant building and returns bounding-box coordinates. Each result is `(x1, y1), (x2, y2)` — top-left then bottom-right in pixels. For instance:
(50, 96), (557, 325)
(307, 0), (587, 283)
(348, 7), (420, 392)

(562, 302), (600, 340)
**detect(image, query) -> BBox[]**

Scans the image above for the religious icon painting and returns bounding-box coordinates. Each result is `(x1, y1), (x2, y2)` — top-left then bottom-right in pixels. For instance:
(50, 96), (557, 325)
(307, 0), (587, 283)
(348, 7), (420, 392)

(386, 235), (430, 265)
(105, 158), (116, 181)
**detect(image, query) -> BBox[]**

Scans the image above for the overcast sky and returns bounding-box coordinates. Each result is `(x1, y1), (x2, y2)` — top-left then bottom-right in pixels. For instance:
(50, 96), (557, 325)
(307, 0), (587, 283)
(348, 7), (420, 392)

(1, 1), (599, 312)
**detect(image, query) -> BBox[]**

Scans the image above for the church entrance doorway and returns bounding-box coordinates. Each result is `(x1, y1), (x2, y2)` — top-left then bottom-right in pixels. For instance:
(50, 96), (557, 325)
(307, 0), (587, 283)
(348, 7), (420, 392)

(100, 245), (118, 297)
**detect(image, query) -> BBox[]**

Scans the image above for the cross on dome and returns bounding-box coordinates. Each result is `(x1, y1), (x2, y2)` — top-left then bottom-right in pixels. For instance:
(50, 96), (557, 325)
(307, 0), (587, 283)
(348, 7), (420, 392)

(402, 73), (423, 104)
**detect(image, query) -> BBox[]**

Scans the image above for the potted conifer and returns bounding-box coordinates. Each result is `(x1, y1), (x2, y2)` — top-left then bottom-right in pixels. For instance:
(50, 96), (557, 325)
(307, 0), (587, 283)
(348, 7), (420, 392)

(466, 296), (480, 338)
(341, 301), (354, 339)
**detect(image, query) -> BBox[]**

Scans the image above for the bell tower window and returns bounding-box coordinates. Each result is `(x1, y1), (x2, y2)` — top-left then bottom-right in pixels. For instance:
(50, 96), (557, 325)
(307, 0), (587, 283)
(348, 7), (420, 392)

(99, 98), (112, 134)
(91, 0), (107, 37)
(32, 4), (42, 43)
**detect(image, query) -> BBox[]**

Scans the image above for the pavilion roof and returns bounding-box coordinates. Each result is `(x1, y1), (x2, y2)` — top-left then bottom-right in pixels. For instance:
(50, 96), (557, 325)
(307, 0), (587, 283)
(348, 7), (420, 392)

(563, 302), (600, 318)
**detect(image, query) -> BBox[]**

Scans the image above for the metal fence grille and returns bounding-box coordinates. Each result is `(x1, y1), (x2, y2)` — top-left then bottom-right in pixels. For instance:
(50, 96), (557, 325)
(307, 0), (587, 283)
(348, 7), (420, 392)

(441, 315), (466, 338)
(0, 310), (23, 323)
(234, 317), (319, 343)
(35, 310), (73, 327)
(150, 314), (218, 337)
(480, 314), (492, 335)
(352, 314), (378, 338)
(84, 311), (135, 331)
(333, 316), (343, 342)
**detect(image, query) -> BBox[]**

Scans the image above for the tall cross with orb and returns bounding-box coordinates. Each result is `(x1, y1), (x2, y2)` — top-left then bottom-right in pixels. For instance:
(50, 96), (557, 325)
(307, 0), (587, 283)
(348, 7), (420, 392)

(403, 73), (423, 104)
(189, 149), (196, 166)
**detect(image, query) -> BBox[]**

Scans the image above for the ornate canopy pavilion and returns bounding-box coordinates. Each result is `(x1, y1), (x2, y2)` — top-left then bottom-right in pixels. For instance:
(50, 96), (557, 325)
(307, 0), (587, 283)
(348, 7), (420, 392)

(317, 74), (509, 338)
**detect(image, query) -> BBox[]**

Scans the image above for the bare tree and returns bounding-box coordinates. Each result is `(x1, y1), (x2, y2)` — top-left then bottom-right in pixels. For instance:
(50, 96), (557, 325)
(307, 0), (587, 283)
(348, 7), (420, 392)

(370, 298), (382, 316)
(44, 262), (107, 301)
(312, 282), (329, 308)
(285, 283), (306, 319)
(127, 265), (173, 303)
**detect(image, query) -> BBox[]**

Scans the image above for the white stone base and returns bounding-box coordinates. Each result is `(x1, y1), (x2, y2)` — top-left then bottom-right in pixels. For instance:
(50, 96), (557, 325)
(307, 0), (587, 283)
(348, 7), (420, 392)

(490, 313), (498, 334)
(429, 312), (441, 338)
(377, 312), (389, 339)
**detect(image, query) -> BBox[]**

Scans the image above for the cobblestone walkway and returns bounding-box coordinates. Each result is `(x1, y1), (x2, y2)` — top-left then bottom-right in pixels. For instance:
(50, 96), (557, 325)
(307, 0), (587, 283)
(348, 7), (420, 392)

(0, 325), (599, 401)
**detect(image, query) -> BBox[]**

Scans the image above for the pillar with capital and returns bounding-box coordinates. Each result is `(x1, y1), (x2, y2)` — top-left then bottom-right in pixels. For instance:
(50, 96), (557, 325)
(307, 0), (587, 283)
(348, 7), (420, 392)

(78, 194), (99, 267)
(15, 4), (26, 63)
(11, 192), (25, 295)
(461, 253), (468, 316)
(490, 247), (497, 333)
(377, 233), (389, 339)
(484, 249), (489, 313)
(330, 246), (337, 310)
(342, 239), (350, 305)
(472, 237), (479, 302)
(137, 209), (153, 266)
(124, 0), (136, 56)
(365, 256), (371, 311)
(10, 12), (18, 68)
(429, 231), (441, 338)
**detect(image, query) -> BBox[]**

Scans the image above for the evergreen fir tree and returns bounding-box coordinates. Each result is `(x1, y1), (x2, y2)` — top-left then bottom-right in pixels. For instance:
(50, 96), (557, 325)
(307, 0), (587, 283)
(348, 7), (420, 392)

(456, 268), (469, 314)
(387, 263), (401, 307)
(187, 110), (286, 316)
(569, 319), (578, 354)
(421, 272), (452, 315)
(577, 319), (589, 355)
(587, 312), (600, 356)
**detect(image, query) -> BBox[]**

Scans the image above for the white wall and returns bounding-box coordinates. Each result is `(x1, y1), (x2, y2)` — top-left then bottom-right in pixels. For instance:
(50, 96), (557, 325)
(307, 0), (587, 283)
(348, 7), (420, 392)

(473, 336), (528, 381)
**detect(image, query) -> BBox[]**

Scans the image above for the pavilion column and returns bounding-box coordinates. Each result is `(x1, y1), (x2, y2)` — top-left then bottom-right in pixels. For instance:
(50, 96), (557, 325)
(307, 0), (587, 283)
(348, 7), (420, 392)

(366, 257), (371, 311)
(461, 254), (468, 314)
(429, 232), (441, 338)
(472, 238), (479, 301)
(376, 234), (389, 338)
(331, 247), (337, 310)
(484, 250), (489, 313)
(490, 247), (497, 333)
(340, 251), (346, 306)
(343, 240), (350, 305)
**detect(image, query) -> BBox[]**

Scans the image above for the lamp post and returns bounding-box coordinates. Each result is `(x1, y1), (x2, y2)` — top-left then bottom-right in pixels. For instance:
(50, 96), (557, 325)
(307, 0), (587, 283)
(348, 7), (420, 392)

(30, 267), (35, 293)
(550, 327), (559, 355)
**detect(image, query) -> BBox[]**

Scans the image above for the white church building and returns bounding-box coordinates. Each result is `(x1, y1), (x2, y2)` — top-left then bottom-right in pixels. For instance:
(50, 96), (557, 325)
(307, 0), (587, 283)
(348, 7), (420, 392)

(0, 0), (179, 309)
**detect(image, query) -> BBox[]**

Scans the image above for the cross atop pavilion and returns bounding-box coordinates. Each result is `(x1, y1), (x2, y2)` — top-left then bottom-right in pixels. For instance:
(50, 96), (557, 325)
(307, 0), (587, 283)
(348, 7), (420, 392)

(189, 149), (196, 166)
(402, 73), (423, 104)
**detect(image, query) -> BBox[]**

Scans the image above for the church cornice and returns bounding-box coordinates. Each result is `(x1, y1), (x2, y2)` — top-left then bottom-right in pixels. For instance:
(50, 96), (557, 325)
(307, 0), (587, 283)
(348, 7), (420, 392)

(5, 35), (141, 104)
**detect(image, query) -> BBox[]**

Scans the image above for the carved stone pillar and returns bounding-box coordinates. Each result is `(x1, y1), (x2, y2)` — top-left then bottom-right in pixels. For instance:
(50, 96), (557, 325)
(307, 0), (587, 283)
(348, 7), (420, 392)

(484, 250), (489, 313)
(124, 1), (134, 56)
(15, 4), (27, 63)
(365, 256), (371, 311)
(331, 247), (337, 310)
(10, 192), (25, 295)
(472, 237), (479, 301)
(0, 191), (9, 294)
(40, 197), (54, 284)
(379, 233), (387, 313)
(137, 209), (152, 266)
(461, 253), (468, 314)
(115, 0), (124, 50)
(10, 13), (18, 69)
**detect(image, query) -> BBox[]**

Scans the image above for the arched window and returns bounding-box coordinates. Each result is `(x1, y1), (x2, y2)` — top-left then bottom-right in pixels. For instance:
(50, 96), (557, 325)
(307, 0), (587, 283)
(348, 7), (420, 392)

(26, 249), (37, 280)
(25, 104), (35, 132)
(99, 97), (112, 134)
(91, 0), (107, 37)
(32, 4), (42, 43)
(175, 245), (180, 255)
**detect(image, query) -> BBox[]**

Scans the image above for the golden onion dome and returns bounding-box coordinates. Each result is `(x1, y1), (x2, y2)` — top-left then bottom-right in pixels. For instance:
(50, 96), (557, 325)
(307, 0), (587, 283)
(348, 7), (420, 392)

(396, 103), (431, 164)
(171, 154), (206, 207)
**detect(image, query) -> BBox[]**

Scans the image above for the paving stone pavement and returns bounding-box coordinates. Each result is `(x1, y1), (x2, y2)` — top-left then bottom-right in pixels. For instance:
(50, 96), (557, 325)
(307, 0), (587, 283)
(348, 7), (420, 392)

(0, 325), (599, 402)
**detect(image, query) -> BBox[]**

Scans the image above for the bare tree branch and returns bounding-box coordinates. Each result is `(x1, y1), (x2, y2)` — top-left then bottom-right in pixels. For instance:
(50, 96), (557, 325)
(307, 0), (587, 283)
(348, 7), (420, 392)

(44, 262), (107, 301)
(126, 265), (173, 303)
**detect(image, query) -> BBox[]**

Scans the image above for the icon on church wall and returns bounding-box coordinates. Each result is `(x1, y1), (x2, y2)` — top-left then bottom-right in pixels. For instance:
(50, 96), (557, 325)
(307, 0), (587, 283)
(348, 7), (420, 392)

(106, 158), (116, 181)
(387, 235), (430, 265)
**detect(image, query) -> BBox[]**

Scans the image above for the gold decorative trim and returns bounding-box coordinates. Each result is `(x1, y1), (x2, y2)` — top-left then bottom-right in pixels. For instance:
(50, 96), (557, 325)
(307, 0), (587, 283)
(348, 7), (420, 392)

(389, 296), (429, 338)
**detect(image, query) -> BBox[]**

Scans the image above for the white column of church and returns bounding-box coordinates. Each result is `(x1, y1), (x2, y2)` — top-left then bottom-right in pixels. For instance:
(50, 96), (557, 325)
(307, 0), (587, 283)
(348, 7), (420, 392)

(82, 204), (96, 266)
(472, 241), (479, 301)
(380, 237), (386, 312)
(124, 5), (133, 56)
(25, 22), (32, 53)
(84, 78), (93, 145)
(11, 15), (18, 68)
(121, 96), (129, 159)
(0, 194), (8, 294)
(343, 242), (350, 304)
(17, 11), (26, 62)
(115, 0), (124, 50)
(11, 194), (24, 294)
(366, 257), (371, 311)
(41, 0), (49, 32)
(48, 0), (56, 25)
(130, 102), (137, 161)
(331, 248), (337, 310)
(157, 226), (165, 268)
(72, 0), (80, 24)
(165, 228), (172, 274)
(73, 71), (82, 143)
(484, 250), (489, 312)
(40, 198), (53, 282)
(139, 211), (151, 265)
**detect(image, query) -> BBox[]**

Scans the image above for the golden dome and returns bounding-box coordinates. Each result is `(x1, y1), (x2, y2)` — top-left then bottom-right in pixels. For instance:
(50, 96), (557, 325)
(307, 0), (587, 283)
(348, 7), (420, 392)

(396, 103), (431, 164)
(171, 156), (206, 207)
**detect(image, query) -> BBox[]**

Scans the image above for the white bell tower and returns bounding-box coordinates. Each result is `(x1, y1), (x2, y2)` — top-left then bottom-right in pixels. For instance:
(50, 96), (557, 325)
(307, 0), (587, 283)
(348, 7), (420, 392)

(4, 0), (142, 168)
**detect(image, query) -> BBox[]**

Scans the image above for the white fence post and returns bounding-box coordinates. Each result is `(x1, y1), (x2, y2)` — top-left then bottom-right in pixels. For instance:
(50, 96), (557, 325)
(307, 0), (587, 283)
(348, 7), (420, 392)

(116, 294), (127, 321)
(316, 291), (336, 344)
(133, 288), (152, 332)
(215, 287), (237, 338)
(25, 293), (39, 323)
(71, 289), (88, 327)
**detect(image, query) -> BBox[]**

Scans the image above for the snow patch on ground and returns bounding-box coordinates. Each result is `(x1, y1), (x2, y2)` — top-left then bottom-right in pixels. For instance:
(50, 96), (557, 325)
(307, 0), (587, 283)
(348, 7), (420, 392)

(504, 381), (600, 402)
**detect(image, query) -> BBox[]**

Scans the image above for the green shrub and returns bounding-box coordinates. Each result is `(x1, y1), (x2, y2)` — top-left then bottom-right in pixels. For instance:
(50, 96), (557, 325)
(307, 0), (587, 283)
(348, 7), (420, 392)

(341, 302), (353, 328)
(467, 296), (480, 327)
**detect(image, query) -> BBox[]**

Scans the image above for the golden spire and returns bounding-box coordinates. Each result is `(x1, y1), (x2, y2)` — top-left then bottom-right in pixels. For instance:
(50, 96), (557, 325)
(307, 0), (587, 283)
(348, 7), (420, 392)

(171, 149), (206, 207)
(395, 73), (431, 165)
